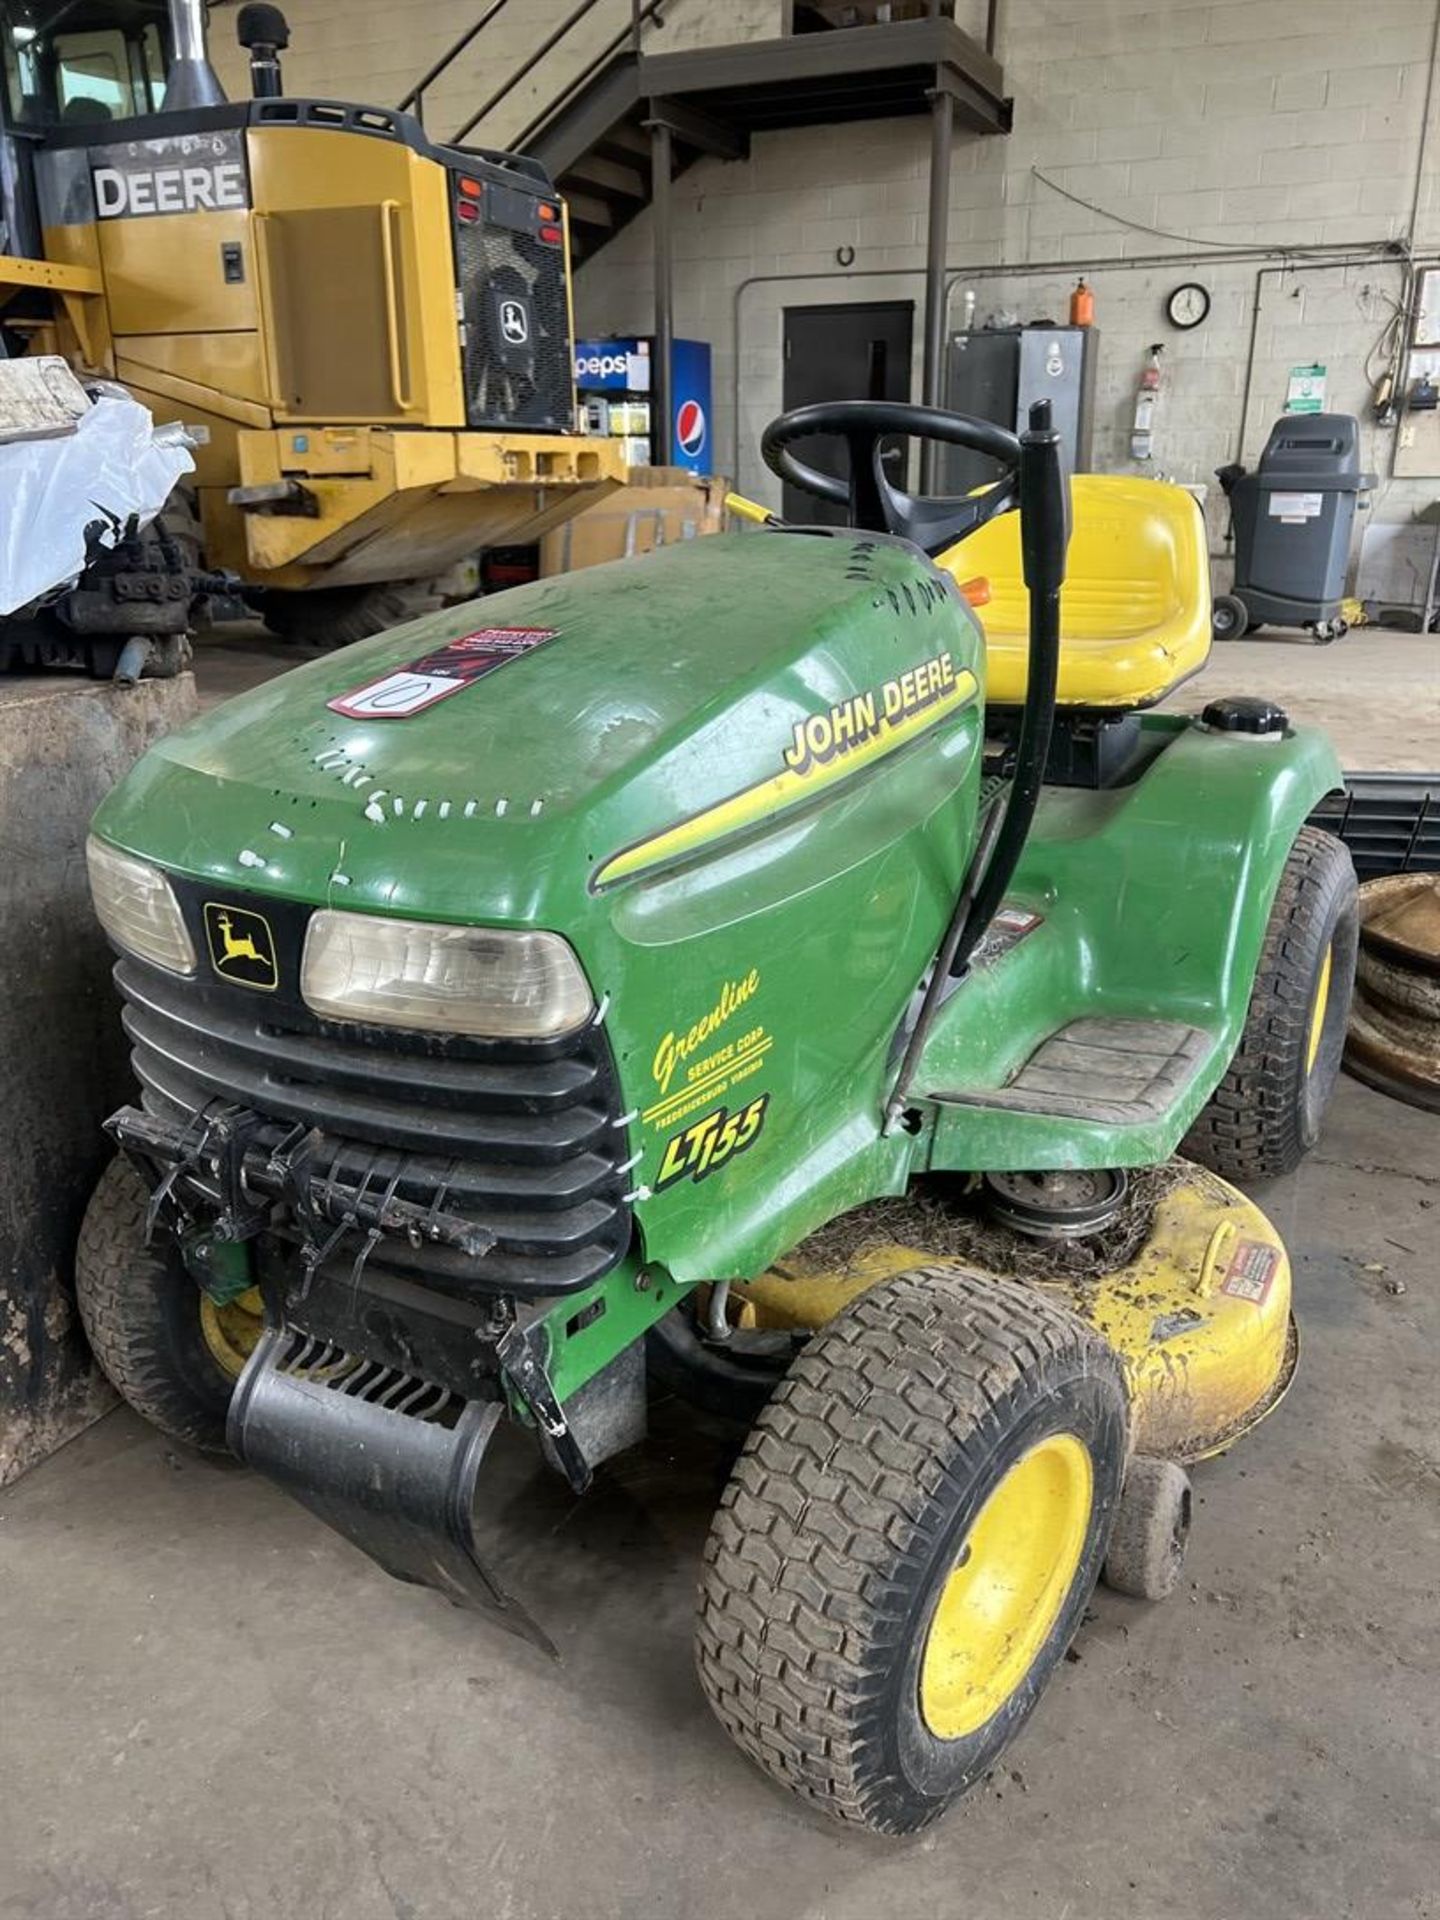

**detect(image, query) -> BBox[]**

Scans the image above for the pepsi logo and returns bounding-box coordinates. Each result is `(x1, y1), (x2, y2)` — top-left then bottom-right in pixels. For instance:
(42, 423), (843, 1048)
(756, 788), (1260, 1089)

(576, 352), (629, 377)
(676, 398), (706, 459)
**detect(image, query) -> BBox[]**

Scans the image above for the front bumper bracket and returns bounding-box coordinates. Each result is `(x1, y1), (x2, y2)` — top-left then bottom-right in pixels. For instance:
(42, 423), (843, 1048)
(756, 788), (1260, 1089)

(228, 1323), (555, 1656)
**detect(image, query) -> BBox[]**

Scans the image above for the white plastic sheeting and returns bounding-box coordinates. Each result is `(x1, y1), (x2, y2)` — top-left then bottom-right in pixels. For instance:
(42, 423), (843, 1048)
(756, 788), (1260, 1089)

(0, 394), (195, 617)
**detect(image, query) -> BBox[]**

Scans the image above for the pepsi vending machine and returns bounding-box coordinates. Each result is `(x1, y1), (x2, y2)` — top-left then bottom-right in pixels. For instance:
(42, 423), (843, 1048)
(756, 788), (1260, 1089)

(573, 336), (713, 473)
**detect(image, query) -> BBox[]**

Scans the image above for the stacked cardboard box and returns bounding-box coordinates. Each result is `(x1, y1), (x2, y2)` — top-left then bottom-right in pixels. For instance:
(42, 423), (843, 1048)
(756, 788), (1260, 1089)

(540, 468), (730, 575)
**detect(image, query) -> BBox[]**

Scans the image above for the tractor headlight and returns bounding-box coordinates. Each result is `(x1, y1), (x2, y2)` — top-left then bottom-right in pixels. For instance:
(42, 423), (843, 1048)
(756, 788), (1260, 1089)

(86, 837), (196, 976)
(300, 911), (595, 1039)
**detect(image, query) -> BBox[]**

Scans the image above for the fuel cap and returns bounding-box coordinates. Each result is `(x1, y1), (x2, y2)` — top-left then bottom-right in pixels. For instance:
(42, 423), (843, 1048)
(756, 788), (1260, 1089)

(1200, 695), (1289, 735)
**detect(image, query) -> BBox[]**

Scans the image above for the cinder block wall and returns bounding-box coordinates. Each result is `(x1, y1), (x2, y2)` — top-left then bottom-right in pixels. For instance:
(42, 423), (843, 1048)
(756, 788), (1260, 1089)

(571, 0), (1440, 602)
(224, 0), (1440, 602)
(211, 0), (780, 150)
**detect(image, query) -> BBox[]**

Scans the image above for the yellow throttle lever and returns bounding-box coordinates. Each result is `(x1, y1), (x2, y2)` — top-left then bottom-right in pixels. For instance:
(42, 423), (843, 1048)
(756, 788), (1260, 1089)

(725, 492), (778, 526)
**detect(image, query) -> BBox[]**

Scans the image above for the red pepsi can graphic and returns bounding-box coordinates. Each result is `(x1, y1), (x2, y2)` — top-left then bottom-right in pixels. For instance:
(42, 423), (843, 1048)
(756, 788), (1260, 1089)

(676, 397), (706, 461)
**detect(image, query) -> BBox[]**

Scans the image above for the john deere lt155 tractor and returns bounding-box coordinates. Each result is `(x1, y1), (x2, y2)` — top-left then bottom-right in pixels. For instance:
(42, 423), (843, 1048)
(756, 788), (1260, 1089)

(77, 399), (1357, 1834)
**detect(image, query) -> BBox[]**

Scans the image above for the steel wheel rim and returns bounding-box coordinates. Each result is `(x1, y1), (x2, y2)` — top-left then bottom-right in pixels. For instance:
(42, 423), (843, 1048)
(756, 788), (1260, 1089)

(1306, 942), (1334, 1076)
(919, 1432), (1093, 1741)
(199, 1286), (264, 1379)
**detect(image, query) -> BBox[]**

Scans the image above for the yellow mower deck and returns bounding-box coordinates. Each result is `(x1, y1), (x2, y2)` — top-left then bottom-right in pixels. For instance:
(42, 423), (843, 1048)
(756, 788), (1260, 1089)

(738, 1164), (1295, 1464)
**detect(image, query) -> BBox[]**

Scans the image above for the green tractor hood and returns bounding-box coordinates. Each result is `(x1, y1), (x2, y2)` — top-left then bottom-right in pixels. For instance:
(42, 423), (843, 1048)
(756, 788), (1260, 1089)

(94, 529), (987, 1288)
(96, 531), (978, 924)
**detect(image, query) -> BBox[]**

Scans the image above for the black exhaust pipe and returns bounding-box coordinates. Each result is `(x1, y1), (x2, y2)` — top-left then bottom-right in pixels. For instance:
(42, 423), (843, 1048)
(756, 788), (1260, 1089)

(237, 4), (290, 99)
(161, 0), (226, 110)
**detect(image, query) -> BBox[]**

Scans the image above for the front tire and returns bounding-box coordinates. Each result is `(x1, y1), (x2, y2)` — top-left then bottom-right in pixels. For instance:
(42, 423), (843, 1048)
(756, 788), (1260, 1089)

(694, 1267), (1127, 1834)
(1184, 825), (1358, 1181)
(75, 1159), (256, 1452)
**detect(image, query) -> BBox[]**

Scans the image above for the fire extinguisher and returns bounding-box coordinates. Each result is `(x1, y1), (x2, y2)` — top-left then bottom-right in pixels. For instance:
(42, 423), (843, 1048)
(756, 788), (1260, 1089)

(1130, 343), (1164, 461)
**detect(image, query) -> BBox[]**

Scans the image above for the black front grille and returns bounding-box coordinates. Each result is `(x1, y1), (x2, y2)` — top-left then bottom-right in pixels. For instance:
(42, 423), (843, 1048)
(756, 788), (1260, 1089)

(454, 200), (572, 431)
(116, 957), (634, 1297)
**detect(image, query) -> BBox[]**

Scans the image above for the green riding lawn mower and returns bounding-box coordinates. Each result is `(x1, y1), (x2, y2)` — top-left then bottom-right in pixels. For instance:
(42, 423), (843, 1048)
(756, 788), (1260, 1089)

(77, 398), (1358, 1835)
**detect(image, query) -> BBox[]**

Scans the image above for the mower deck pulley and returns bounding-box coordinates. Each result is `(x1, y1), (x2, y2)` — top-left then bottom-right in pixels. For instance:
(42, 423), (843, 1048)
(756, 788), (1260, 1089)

(981, 1167), (1130, 1240)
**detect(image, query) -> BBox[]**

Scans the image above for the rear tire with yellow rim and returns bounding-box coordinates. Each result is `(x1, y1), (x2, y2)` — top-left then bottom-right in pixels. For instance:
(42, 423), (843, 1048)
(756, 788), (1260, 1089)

(694, 1266), (1127, 1834)
(75, 1158), (255, 1454)
(1184, 825), (1358, 1182)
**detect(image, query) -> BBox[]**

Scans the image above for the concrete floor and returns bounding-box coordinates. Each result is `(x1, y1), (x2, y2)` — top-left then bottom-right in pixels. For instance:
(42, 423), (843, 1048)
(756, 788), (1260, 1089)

(1170, 627), (1438, 770)
(195, 619), (1439, 769)
(1, 1075), (1437, 1920)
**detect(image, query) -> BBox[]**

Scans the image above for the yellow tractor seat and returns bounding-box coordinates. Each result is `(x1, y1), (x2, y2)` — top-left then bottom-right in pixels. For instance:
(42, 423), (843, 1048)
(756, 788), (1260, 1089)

(937, 474), (1212, 709)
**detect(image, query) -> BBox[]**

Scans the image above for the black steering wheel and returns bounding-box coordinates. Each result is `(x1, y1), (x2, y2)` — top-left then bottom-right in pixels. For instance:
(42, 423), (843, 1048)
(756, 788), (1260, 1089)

(760, 400), (1022, 556)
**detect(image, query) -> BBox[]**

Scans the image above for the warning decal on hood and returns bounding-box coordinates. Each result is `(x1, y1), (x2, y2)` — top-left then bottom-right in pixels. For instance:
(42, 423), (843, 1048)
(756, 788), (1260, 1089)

(327, 627), (558, 719)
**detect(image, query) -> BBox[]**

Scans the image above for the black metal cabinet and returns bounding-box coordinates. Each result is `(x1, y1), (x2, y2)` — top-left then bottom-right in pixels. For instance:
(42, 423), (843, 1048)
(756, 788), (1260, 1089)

(943, 324), (1098, 493)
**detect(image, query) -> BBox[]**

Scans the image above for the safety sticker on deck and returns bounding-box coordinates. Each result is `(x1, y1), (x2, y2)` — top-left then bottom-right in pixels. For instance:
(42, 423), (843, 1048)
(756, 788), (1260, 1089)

(328, 627), (558, 719)
(1220, 1238), (1280, 1305)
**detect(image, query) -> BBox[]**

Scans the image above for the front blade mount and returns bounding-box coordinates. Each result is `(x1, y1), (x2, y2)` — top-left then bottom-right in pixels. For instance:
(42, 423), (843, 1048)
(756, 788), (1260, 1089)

(228, 1323), (555, 1656)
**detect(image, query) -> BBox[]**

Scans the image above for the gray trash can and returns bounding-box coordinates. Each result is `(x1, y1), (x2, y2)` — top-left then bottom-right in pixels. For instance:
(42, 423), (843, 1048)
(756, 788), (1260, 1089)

(1214, 414), (1375, 642)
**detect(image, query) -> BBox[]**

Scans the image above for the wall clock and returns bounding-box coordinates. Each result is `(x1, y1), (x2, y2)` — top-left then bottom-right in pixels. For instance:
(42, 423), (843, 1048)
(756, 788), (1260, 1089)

(1166, 283), (1211, 330)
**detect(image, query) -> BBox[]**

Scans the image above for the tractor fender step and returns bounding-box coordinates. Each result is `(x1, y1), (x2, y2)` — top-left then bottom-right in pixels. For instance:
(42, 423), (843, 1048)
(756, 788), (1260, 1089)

(931, 1017), (1212, 1125)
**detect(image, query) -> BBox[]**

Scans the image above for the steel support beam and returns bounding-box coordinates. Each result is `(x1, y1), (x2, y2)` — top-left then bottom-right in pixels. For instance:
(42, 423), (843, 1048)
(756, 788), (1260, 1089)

(920, 85), (955, 493)
(650, 114), (674, 466)
(641, 91), (748, 161)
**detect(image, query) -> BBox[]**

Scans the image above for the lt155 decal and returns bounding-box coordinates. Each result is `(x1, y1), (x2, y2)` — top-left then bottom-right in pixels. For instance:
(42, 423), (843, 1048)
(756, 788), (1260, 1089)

(655, 1094), (769, 1191)
(643, 967), (771, 1134)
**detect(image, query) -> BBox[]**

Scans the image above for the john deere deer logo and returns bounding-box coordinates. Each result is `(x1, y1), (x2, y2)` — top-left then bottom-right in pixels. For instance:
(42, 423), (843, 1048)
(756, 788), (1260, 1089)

(215, 913), (262, 962)
(499, 298), (529, 345)
(203, 902), (278, 991)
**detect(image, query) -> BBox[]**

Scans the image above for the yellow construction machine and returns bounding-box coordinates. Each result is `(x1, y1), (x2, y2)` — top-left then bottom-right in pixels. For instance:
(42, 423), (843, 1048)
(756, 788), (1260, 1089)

(0, 0), (621, 654)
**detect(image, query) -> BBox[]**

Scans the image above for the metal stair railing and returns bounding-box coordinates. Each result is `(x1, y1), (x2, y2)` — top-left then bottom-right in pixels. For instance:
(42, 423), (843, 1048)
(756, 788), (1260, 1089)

(501, 0), (666, 152)
(398, 2), (1003, 151)
(397, 0), (513, 128)
(397, 0), (664, 146)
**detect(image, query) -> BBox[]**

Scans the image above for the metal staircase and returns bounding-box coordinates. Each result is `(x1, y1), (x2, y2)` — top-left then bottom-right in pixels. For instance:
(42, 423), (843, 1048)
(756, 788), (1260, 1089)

(400, 1), (1011, 457)
(518, 49), (746, 267)
(401, 2), (1011, 264)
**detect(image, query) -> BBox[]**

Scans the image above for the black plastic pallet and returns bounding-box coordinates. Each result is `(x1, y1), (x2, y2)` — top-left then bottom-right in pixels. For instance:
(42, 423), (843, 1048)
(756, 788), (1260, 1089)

(1308, 773), (1440, 880)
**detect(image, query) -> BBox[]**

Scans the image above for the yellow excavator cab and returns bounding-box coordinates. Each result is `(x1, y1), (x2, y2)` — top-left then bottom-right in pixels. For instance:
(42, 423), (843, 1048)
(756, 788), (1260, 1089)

(937, 474), (1213, 709)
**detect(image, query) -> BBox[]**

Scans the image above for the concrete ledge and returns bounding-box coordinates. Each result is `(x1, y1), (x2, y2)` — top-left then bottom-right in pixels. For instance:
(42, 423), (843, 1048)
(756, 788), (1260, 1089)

(0, 673), (198, 1487)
